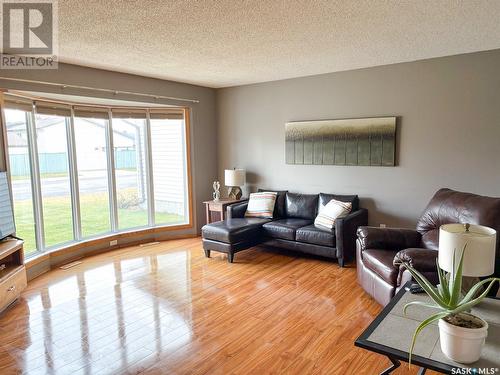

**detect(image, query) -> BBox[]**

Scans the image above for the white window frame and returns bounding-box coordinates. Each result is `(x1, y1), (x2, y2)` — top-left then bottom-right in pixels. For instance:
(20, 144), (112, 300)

(3, 100), (191, 257)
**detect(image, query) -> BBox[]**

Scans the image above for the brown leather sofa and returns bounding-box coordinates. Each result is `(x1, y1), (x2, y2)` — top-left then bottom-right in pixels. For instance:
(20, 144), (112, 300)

(202, 190), (368, 266)
(356, 188), (500, 306)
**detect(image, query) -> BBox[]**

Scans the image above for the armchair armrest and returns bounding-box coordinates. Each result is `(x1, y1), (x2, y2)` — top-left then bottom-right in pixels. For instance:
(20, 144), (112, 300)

(393, 248), (438, 271)
(356, 226), (422, 252)
(393, 248), (439, 287)
(227, 201), (248, 219)
(335, 208), (368, 265)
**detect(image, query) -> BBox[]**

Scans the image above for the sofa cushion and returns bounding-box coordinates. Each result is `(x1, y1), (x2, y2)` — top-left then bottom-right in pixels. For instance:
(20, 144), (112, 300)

(285, 193), (318, 220)
(318, 193), (359, 212)
(362, 249), (399, 284)
(245, 192), (277, 218)
(258, 189), (287, 218)
(314, 199), (352, 230)
(202, 218), (270, 244)
(296, 225), (335, 247)
(262, 218), (313, 240)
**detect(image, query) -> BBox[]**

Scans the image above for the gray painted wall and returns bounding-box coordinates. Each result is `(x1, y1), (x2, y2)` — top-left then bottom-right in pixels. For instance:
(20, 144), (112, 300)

(0, 63), (217, 234)
(216, 49), (500, 227)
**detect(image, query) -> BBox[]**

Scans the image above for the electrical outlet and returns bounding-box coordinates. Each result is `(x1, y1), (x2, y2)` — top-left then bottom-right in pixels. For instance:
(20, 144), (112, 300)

(379, 223), (387, 228)
(110, 240), (118, 246)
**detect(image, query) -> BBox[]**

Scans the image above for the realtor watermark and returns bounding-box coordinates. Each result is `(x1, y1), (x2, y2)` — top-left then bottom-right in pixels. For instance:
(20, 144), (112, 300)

(0, 0), (58, 69)
(452, 367), (499, 375)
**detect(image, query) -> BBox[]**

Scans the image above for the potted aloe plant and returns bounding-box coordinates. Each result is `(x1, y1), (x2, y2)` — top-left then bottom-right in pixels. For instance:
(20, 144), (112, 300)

(402, 246), (500, 364)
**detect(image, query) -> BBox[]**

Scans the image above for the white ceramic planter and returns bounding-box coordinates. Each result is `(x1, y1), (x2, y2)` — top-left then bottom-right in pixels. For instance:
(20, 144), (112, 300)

(438, 313), (488, 364)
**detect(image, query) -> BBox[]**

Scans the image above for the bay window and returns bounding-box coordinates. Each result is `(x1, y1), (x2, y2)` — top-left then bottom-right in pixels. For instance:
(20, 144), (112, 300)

(149, 110), (188, 225)
(2, 95), (191, 257)
(111, 109), (149, 230)
(4, 107), (37, 255)
(34, 104), (74, 247)
(73, 107), (113, 237)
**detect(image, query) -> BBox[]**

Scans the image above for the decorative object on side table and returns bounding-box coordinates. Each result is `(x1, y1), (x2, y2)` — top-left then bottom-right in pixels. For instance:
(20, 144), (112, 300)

(212, 181), (221, 201)
(225, 168), (245, 200)
(402, 223), (499, 365)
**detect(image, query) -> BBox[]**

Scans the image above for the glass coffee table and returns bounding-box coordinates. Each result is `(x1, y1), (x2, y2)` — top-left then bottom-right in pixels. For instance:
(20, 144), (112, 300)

(355, 282), (500, 374)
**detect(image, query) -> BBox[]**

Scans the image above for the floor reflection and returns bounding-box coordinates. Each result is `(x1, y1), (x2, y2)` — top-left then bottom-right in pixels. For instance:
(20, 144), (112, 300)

(0, 244), (193, 374)
(0, 240), (383, 375)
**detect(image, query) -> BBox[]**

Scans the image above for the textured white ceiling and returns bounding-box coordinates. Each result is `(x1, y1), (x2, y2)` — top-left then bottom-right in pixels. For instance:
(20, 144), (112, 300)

(58, 0), (500, 88)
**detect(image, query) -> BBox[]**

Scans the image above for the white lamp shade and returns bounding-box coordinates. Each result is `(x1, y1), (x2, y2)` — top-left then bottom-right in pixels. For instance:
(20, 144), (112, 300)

(438, 224), (496, 277)
(224, 169), (246, 187)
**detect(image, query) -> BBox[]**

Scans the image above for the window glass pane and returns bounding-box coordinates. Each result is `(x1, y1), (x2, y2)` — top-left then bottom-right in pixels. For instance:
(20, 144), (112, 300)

(112, 118), (148, 229)
(35, 113), (74, 247)
(150, 116), (188, 225)
(74, 116), (111, 237)
(4, 109), (37, 255)
(4, 101), (191, 256)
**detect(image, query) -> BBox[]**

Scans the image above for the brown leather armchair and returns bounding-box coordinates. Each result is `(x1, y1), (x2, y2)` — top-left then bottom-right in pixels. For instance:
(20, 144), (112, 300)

(356, 188), (500, 305)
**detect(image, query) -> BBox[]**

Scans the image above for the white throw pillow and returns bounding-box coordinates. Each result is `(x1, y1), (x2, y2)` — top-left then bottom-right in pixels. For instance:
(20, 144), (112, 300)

(314, 199), (352, 230)
(245, 192), (278, 219)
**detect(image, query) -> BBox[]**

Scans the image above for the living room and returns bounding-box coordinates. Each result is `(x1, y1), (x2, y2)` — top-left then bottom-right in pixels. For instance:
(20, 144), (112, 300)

(0, 1), (499, 374)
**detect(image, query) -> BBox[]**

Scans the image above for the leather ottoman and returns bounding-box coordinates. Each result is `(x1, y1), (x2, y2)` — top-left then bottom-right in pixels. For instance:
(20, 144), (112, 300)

(201, 218), (271, 262)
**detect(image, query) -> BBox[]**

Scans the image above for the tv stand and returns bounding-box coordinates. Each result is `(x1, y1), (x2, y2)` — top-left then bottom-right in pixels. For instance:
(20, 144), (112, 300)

(0, 238), (27, 314)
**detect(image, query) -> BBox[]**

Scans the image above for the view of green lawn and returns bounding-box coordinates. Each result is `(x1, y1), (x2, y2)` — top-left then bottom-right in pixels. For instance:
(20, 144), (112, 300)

(14, 190), (183, 256)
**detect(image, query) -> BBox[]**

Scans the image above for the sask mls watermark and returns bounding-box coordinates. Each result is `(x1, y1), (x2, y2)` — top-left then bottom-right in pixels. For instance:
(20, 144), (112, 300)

(0, 0), (58, 69)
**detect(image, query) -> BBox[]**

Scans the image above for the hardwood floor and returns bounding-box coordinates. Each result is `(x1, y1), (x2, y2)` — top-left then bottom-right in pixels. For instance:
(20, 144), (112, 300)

(0, 238), (431, 374)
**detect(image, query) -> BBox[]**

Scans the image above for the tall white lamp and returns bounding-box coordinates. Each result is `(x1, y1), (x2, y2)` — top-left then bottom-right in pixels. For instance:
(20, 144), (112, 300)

(439, 223), (496, 277)
(225, 169), (246, 200)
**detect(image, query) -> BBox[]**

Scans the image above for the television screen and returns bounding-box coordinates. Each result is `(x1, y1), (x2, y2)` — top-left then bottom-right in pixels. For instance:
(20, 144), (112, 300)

(0, 172), (15, 240)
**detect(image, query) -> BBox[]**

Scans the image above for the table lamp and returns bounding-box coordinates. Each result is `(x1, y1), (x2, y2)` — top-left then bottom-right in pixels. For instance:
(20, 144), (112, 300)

(439, 223), (496, 277)
(224, 168), (245, 200)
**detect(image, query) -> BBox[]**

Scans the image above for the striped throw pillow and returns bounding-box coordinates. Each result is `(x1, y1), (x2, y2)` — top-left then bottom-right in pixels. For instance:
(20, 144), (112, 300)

(245, 192), (278, 219)
(314, 199), (352, 231)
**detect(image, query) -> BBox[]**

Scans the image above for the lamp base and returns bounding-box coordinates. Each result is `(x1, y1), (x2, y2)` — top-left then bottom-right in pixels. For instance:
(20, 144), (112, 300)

(462, 276), (482, 296)
(227, 186), (242, 200)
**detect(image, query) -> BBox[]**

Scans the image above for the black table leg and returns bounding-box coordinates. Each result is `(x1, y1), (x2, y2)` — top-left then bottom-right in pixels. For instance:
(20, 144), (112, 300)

(417, 367), (427, 375)
(380, 356), (400, 375)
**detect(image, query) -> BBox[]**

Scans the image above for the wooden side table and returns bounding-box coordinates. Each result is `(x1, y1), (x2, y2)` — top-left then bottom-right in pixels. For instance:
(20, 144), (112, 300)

(203, 199), (243, 224)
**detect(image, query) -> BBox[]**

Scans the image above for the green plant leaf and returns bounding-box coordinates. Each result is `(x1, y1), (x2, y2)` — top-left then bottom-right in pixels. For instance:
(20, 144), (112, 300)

(437, 284), (448, 302)
(436, 258), (450, 303)
(408, 312), (449, 367)
(451, 278), (500, 314)
(402, 262), (449, 308)
(449, 245), (466, 308)
(403, 301), (442, 315)
(460, 277), (500, 306)
(448, 245), (457, 297)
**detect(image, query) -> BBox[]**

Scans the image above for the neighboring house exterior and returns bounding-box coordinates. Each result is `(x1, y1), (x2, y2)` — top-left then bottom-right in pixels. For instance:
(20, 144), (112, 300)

(150, 119), (187, 218)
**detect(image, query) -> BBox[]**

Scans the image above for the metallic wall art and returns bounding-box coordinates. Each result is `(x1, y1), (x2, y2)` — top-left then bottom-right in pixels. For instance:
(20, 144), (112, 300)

(285, 117), (396, 166)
